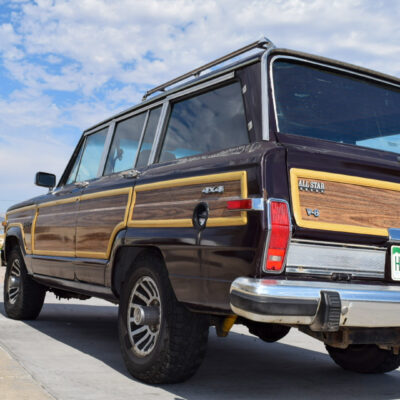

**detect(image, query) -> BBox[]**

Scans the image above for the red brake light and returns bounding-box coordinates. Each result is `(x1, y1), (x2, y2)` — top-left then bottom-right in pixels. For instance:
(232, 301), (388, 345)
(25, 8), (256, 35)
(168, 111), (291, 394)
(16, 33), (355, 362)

(265, 200), (291, 272)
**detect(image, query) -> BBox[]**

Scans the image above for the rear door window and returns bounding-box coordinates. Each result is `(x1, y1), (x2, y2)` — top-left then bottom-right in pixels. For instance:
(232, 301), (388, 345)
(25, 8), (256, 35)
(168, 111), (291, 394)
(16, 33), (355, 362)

(104, 112), (146, 175)
(136, 106), (162, 168)
(159, 81), (249, 162)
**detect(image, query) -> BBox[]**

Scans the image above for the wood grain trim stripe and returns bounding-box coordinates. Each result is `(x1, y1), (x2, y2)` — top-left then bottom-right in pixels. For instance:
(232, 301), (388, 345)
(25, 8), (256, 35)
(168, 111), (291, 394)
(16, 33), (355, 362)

(76, 188), (133, 259)
(290, 168), (398, 236)
(6, 223), (31, 254)
(6, 204), (36, 216)
(31, 187), (133, 259)
(127, 171), (248, 228)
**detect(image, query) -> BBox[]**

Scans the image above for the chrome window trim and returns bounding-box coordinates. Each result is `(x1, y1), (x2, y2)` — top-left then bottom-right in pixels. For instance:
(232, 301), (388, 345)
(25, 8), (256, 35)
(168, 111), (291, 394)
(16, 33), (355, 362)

(133, 110), (150, 168)
(111, 99), (164, 125)
(269, 54), (400, 133)
(286, 241), (386, 279)
(148, 101), (170, 165)
(262, 198), (292, 274)
(260, 47), (275, 140)
(64, 136), (86, 186)
(166, 73), (234, 101)
(83, 122), (110, 137)
(98, 121), (116, 177)
(151, 74), (251, 166)
(84, 100), (165, 137)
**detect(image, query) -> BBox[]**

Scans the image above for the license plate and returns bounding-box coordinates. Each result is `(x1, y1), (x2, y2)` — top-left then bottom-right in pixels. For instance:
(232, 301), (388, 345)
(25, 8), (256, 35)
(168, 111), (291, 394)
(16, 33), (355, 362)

(391, 246), (400, 281)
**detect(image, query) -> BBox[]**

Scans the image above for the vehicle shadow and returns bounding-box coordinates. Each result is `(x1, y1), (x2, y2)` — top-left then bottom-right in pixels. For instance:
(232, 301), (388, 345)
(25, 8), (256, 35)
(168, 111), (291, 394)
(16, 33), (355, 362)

(1, 298), (400, 400)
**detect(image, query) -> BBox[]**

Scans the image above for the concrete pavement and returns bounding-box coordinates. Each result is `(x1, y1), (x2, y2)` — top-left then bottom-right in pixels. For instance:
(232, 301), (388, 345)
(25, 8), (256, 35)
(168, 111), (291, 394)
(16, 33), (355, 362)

(1, 266), (400, 399)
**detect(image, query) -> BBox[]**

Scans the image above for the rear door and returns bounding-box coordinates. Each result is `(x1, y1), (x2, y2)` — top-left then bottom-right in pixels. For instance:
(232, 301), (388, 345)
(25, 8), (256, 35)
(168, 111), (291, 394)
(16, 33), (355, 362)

(129, 72), (264, 309)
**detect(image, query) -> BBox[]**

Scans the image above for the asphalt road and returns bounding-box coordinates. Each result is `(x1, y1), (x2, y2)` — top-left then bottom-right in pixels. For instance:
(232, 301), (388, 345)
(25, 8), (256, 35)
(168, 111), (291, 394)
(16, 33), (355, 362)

(1, 268), (400, 400)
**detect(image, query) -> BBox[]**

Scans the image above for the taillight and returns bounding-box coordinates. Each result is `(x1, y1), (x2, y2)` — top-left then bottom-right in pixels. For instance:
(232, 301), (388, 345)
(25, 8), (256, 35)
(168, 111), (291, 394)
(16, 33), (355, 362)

(264, 199), (291, 272)
(226, 199), (253, 210)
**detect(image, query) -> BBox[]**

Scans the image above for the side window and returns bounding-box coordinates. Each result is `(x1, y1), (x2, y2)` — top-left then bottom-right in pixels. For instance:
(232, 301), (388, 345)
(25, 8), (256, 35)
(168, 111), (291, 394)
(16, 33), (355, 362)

(75, 128), (108, 182)
(136, 106), (162, 168)
(104, 112), (146, 175)
(66, 142), (84, 185)
(159, 82), (249, 162)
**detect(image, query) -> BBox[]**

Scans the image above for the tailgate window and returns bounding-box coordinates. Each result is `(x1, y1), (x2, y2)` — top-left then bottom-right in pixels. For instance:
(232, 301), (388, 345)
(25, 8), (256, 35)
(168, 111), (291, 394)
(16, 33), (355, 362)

(272, 59), (400, 155)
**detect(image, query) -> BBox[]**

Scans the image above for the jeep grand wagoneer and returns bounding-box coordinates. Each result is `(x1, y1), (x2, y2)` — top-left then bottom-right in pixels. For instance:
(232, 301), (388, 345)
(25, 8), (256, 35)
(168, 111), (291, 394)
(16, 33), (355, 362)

(3, 37), (400, 383)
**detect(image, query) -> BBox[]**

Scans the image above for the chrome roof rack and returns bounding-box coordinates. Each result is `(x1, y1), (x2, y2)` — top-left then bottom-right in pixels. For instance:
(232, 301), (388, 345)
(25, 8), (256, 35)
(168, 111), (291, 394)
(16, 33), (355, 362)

(142, 36), (275, 101)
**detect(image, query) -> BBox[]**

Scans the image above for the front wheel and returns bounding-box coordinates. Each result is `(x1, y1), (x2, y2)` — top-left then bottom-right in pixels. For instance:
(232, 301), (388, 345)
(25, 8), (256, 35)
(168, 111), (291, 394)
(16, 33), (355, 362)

(118, 253), (209, 384)
(4, 248), (46, 320)
(326, 344), (400, 374)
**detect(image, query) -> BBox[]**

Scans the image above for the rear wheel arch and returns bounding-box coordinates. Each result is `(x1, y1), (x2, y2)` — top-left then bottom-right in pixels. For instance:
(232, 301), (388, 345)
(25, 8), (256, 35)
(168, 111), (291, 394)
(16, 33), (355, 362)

(111, 246), (165, 298)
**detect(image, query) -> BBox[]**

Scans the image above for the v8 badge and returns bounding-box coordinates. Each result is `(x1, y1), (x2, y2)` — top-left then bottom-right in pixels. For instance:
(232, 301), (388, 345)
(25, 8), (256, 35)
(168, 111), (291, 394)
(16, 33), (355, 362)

(306, 208), (320, 218)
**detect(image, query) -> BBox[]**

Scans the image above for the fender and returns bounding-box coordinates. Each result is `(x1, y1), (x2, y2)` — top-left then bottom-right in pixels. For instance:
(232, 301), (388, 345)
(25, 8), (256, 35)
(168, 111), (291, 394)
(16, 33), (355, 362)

(107, 225), (205, 307)
(4, 225), (33, 273)
(106, 228), (164, 299)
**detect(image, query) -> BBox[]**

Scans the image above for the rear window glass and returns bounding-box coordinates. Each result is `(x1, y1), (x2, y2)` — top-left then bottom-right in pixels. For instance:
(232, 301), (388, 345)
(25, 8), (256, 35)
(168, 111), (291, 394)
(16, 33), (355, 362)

(272, 59), (400, 155)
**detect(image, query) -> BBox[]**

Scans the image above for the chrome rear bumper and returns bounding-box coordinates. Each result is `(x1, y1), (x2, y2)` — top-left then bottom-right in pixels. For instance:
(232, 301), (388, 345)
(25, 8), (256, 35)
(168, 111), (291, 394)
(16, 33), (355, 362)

(230, 278), (400, 329)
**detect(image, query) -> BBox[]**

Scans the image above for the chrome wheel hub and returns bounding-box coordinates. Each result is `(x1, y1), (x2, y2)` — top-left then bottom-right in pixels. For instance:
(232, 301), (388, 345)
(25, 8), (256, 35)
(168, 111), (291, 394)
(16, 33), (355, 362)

(127, 276), (161, 357)
(7, 259), (21, 305)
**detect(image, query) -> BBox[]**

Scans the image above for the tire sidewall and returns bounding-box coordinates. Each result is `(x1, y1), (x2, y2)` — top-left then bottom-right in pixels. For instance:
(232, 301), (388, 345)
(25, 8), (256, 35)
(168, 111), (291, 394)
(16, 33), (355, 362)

(118, 261), (171, 373)
(4, 249), (24, 315)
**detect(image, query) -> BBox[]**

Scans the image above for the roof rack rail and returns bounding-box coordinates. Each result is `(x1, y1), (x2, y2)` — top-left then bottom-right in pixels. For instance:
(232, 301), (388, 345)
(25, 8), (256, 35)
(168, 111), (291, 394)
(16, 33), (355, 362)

(142, 36), (275, 101)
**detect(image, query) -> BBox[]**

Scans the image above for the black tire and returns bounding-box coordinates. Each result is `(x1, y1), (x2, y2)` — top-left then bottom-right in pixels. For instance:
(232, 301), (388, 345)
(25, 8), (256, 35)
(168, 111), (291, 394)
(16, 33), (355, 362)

(4, 248), (46, 320)
(326, 344), (400, 374)
(247, 321), (290, 343)
(118, 253), (209, 384)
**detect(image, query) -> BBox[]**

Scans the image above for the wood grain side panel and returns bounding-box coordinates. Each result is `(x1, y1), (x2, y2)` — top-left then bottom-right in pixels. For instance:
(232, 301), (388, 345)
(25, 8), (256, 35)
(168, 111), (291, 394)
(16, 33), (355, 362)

(131, 177), (245, 226)
(76, 193), (129, 255)
(34, 202), (78, 253)
(132, 199), (241, 220)
(6, 208), (36, 253)
(291, 168), (400, 236)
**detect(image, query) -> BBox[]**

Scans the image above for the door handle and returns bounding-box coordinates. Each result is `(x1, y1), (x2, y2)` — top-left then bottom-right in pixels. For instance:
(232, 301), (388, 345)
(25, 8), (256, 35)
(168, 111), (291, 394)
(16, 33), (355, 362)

(121, 169), (140, 179)
(193, 202), (209, 231)
(74, 181), (89, 188)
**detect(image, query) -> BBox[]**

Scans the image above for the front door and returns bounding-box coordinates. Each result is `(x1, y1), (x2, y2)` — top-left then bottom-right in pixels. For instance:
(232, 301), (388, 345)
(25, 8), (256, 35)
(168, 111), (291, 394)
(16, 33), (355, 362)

(31, 183), (82, 279)
(32, 127), (109, 280)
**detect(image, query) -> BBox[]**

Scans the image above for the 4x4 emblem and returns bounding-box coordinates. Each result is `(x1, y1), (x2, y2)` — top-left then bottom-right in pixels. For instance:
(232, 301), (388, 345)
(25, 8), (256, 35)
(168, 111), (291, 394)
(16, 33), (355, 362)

(202, 185), (224, 194)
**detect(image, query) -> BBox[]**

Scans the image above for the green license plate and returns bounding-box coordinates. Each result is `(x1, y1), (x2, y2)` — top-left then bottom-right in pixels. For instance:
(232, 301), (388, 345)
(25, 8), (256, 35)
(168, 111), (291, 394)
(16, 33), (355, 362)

(391, 246), (400, 281)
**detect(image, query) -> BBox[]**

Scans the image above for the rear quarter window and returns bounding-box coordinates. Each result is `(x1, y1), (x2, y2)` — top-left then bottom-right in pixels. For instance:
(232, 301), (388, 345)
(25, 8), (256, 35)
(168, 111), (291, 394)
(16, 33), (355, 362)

(159, 81), (249, 162)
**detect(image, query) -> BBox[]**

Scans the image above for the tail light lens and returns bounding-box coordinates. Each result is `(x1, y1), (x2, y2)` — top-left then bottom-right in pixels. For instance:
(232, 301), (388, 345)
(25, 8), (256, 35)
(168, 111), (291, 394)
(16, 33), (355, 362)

(264, 199), (291, 272)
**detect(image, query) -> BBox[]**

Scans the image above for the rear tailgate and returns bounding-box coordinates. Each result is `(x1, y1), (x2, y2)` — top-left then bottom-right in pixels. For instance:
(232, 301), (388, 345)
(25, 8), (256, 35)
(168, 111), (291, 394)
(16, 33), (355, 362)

(281, 135), (400, 281)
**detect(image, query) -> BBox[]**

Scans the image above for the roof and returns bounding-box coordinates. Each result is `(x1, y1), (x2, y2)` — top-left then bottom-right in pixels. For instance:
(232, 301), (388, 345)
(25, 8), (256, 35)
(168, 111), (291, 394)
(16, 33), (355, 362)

(84, 42), (400, 134)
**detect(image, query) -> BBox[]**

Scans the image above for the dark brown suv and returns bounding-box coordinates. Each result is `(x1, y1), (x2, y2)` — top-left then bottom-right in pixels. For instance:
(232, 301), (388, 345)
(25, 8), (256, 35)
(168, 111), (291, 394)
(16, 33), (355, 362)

(4, 37), (400, 383)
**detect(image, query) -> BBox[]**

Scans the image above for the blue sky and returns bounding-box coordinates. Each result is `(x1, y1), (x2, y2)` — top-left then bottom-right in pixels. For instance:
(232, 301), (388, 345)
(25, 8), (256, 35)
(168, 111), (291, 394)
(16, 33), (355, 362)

(1, 0), (400, 214)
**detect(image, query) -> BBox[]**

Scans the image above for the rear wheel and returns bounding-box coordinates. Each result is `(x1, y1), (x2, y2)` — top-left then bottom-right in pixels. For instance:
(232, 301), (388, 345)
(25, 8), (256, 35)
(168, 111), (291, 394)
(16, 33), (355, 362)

(118, 253), (209, 384)
(326, 344), (400, 374)
(4, 248), (46, 320)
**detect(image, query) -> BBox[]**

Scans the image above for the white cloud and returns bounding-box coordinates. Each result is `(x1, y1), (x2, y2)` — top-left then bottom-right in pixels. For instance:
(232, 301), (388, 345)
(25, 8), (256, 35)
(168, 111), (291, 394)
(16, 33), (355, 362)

(1, 0), (400, 211)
